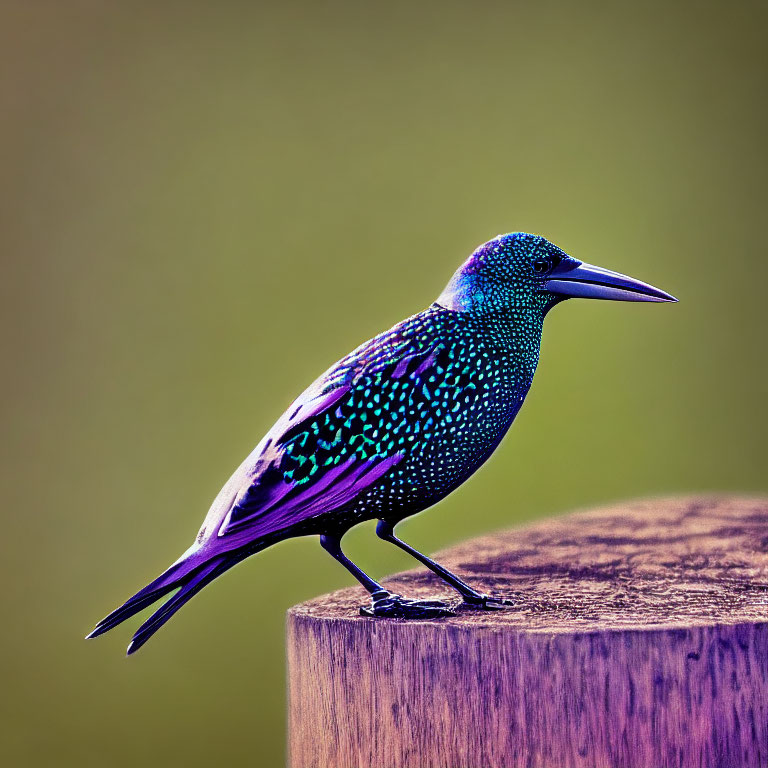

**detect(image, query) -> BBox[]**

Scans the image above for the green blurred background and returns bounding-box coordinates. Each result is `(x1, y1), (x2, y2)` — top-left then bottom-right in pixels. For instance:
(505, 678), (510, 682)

(2, 1), (766, 765)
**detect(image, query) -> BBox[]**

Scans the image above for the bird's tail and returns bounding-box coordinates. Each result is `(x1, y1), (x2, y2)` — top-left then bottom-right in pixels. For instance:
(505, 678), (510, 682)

(86, 547), (250, 655)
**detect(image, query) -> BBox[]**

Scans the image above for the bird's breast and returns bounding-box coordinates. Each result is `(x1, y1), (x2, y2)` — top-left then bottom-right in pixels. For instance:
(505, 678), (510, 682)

(352, 366), (532, 519)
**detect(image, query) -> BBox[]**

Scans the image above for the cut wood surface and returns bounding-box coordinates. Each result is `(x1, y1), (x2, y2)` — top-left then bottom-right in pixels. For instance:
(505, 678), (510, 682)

(287, 496), (768, 768)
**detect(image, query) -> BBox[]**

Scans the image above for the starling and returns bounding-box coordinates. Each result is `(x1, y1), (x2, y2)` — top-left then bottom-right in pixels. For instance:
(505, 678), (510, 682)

(87, 232), (676, 654)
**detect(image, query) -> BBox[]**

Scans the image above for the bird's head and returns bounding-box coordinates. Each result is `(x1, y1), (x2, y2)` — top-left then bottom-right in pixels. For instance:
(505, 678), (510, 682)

(436, 233), (677, 315)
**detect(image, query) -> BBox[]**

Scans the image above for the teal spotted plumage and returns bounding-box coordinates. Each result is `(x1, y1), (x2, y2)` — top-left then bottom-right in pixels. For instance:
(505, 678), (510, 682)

(280, 303), (539, 523)
(88, 232), (676, 653)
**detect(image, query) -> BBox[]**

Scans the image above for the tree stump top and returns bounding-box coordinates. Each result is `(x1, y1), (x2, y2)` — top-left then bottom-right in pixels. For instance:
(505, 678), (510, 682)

(288, 496), (768, 768)
(290, 496), (768, 633)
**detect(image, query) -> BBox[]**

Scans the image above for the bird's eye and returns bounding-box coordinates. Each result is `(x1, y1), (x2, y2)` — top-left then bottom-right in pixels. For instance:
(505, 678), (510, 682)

(532, 258), (552, 275)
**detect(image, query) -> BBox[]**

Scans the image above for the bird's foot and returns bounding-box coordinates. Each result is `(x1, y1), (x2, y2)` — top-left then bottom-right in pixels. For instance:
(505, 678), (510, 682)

(459, 593), (515, 611)
(360, 590), (455, 619)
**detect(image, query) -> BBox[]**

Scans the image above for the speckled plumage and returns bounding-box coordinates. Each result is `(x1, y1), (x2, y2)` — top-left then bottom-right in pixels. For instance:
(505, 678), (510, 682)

(282, 304), (538, 527)
(88, 232), (676, 652)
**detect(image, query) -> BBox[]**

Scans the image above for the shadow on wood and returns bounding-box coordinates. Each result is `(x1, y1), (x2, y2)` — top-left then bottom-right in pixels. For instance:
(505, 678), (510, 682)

(287, 496), (768, 768)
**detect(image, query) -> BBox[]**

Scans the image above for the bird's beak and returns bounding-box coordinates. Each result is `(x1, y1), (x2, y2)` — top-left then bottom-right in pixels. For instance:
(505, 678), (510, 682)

(545, 261), (677, 303)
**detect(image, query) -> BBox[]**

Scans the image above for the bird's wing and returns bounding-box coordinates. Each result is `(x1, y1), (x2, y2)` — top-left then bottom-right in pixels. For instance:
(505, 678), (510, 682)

(210, 316), (443, 543)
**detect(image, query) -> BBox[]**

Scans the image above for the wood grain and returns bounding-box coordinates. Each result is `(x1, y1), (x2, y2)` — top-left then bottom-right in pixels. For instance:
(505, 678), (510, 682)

(287, 496), (768, 768)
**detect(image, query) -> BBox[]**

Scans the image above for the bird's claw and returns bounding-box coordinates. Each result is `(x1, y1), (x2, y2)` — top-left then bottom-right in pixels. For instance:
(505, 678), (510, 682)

(360, 591), (455, 619)
(460, 593), (515, 611)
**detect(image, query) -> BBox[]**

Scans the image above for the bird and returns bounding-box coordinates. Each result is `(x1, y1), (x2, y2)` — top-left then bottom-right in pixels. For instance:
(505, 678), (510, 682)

(87, 232), (676, 654)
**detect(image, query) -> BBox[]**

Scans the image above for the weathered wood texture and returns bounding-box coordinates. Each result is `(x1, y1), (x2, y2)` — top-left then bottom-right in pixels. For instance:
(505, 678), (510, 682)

(288, 496), (768, 768)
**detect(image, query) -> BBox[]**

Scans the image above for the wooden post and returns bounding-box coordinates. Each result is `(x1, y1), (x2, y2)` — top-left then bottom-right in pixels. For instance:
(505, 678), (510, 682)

(287, 496), (768, 768)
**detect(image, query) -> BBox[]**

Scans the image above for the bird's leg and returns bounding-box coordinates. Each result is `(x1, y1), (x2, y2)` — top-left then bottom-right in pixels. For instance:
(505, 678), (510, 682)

(319, 534), (455, 619)
(375, 520), (514, 610)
